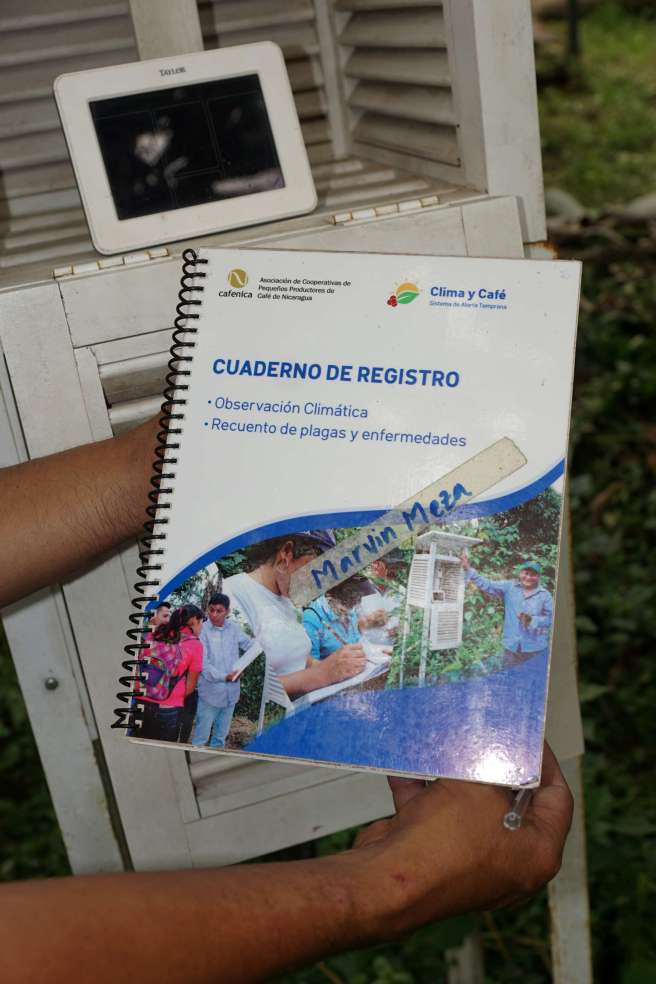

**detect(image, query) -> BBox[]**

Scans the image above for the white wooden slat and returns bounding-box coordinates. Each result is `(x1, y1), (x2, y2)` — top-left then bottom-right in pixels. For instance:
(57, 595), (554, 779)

(0, 37), (135, 71)
(0, 283), (94, 454)
(204, 23), (320, 58)
(314, 161), (394, 191)
(109, 394), (162, 433)
(300, 117), (331, 145)
(461, 196), (524, 259)
(313, 0), (350, 159)
(195, 755), (337, 818)
(336, 0), (441, 9)
(91, 327), (173, 366)
(310, 157), (365, 179)
(548, 757), (593, 984)
(59, 259), (181, 348)
(0, 186), (81, 220)
(354, 113), (459, 165)
(186, 771), (394, 866)
(192, 757), (340, 818)
(294, 87), (327, 120)
(0, 220), (89, 254)
(349, 81), (454, 126)
(0, 128), (69, 173)
(198, 0), (315, 35)
(1, 42), (138, 101)
(345, 47), (450, 86)
(446, 0), (546, 242)
(321, 175), (431, 209)
(0, 235), (93, 271)
(0, 13), (134, 56)
(128, 0), (202, 60)
(286, 55), (324, 92)
(0, 2), (129, 33)
(76, 347), (115, 441)
(340, 8), (446, 48)
(188, 750), (248, 782)
(0, 344), (124, 875)
(0, 205), (84, 236)
(2, 589), (126, 874)
(445, 934), (485, 984)
(0, 93), (60, 139)
(64, 557), (198, 870)
(306, 141), (335, 165)
(167, 745), (202, 824)
(100, 350), (169, 405)
(545, 496), (584, 761)
(351, 139), (462, 182)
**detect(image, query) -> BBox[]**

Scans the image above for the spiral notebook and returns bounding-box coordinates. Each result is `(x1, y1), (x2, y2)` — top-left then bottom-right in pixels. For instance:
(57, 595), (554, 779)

(113, 246), (580, 785)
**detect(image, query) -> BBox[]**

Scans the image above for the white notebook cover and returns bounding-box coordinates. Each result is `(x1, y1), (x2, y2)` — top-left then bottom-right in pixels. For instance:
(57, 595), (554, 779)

(128, 247), (580, 786)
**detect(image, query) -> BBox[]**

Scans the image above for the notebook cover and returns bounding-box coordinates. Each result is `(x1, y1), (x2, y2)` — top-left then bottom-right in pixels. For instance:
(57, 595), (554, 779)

(128, 247), (580, 786)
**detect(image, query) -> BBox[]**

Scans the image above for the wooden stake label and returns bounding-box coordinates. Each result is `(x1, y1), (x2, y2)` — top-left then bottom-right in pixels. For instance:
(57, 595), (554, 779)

(289, 437), (526, 607)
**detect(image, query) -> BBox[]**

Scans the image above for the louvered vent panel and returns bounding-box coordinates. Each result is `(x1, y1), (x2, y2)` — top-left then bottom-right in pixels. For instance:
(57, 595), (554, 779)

(407, 553), (432, 608)
(198, 0), (332, 165)
(0, 1), (135, 268)
(336, 0), (459, 170)
(97, 345), (170, 435)
(430, 604), (461, 650)
(438, 560), (462, 603)
(189, 752), (345, 820)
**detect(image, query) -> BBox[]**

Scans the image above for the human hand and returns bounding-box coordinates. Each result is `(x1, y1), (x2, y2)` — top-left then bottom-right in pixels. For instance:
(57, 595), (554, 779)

(360, 608), (388, 629)
(518, 612), (532, 629)
(350, 743), (572, 940)
(225, 671), (240, 682)
(323, 643), (367, 683)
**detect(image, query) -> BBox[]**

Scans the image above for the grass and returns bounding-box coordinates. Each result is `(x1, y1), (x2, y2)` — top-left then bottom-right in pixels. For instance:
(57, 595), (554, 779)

(1, 2), (655, 981)
(539, 2), (656, 209)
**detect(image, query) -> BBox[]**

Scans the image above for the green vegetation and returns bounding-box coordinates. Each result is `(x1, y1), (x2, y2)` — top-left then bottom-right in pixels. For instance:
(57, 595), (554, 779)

(387, 492), (560, 688)
(1, 2), (654, 981)
(539, 2), (656, 209)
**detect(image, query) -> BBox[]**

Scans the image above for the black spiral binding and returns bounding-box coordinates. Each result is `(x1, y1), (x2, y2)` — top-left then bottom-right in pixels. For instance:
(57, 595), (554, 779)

(111, 248), (209, 731)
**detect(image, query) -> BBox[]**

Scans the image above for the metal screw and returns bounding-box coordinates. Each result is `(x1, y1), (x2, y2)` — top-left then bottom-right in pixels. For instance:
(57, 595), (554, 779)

(44, 676), (59, 691)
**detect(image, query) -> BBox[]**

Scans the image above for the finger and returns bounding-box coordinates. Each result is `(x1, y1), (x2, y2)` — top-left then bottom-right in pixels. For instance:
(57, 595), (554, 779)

(387, 775), (428, 811)
(538, 742), (568, 790)
(531, 745), (573, 840)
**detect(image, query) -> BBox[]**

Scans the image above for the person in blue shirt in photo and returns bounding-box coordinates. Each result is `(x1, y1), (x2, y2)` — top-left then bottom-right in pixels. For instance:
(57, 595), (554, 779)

(460, 551), (553, 669)
(303, 576), (370, 660)
(192, 592), (253, 749)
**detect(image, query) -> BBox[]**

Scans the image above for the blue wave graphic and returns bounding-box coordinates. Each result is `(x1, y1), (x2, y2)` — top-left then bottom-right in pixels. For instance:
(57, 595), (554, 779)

(153, 459), (564, 604)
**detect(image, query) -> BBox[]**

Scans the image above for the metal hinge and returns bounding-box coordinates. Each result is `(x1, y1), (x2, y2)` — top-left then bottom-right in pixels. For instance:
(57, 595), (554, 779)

(330, 194), (441, 226)
(52, 245), (171, 280)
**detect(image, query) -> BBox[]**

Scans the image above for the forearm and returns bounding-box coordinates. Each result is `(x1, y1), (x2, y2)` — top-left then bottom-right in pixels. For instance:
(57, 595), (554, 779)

(0, 854), (383, 984)
(280, 659), (328, 696)
(0, 418), (158, 607)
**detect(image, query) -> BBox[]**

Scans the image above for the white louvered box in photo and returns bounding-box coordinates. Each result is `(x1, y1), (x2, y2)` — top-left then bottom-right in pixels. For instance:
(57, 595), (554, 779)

(0, 3), (591, 979)
(402, 531), (480, 685)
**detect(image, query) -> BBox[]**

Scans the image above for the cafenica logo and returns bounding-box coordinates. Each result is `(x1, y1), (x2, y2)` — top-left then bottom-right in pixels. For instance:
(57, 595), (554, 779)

(219, 268), (253, 299)
(386, 282), (420, 308)
(228, 269), (248, 289)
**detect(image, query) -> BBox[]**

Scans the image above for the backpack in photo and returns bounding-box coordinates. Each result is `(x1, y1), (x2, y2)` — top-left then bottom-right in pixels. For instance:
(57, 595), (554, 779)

(142, 640), (185, 701)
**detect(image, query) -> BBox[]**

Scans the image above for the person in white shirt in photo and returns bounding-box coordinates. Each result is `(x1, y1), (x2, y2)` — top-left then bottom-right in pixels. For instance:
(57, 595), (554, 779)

(223, 530), (366, 697)
(192, 592), (253, 749)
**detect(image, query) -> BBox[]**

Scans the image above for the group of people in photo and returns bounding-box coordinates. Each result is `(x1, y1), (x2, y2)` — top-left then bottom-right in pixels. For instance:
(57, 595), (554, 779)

(134, 527), (554, 746)
(136, 530), (407, 745)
